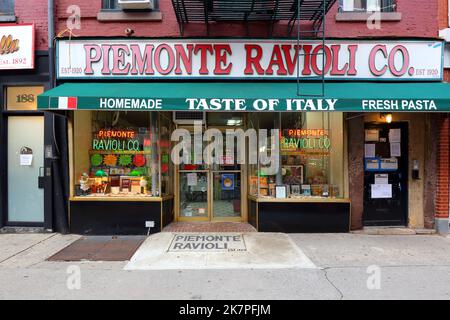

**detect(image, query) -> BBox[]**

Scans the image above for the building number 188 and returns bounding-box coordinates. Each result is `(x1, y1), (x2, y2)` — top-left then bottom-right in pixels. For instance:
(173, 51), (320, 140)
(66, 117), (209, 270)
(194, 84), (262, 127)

(16, 94), (35, 103)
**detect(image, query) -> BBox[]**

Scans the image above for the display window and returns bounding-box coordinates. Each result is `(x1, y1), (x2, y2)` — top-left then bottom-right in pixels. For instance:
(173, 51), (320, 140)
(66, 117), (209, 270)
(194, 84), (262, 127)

(248, 112), (345, 199)
(73, 111), (173, 198)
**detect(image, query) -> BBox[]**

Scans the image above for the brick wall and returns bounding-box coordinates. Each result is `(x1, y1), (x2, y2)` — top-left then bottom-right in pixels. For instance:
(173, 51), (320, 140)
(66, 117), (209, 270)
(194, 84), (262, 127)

(54, 0), (441, 39)
(438, 69), (450, 223)
(444, 69), (450, 82)
(438, 0), (449, 30)
(326, 1), (439, 39)
(15, 0), (48, 51)
(436, 116), (450, 220)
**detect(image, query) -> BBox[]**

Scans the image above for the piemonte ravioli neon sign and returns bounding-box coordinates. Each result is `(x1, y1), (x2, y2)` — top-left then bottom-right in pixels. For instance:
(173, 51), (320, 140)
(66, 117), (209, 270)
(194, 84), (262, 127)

(92, 129), (140, 151)
(281, 129), (331, 152)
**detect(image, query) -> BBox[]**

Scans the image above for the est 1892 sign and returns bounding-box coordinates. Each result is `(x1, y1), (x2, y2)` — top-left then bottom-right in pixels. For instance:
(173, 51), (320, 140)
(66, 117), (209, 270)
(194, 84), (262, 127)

(56, 39), (443, 81)
(0, 24), (35, 70)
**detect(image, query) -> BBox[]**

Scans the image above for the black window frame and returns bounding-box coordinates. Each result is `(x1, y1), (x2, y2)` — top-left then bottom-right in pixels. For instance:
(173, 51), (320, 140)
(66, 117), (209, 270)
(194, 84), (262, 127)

(339, 0), (397, 13)
(102, 0), (160, 11)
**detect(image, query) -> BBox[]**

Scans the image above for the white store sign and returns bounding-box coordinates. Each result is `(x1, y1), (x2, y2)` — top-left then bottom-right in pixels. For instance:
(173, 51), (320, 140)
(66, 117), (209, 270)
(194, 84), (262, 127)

(57, 39), (443, 81)
(0, 24), (35, 70)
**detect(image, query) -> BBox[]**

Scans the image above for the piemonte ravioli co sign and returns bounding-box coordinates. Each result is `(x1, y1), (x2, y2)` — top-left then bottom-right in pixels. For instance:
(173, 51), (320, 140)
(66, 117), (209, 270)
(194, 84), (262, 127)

(56, 39), (443, 81)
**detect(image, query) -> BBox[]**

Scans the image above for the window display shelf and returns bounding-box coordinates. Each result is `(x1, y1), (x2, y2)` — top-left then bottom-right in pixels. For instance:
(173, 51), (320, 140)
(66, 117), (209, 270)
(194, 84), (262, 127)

(248, 195), (350, 203)
(70, 195), (174, 202)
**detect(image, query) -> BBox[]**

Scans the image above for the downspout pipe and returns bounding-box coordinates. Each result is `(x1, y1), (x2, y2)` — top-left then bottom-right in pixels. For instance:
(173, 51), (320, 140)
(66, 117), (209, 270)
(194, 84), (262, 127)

(42, 0), (56, 232)
(47, 0), (69, 233)
(48, 0), (54, 87)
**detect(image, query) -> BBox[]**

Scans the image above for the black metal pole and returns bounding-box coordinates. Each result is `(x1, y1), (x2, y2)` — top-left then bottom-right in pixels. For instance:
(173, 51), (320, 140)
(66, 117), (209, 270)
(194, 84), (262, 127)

(47, 0), (69, 234)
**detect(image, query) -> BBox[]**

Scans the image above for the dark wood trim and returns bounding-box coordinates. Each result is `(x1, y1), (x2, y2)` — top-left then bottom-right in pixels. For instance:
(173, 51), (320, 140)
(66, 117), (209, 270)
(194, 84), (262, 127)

(0, 85), (6, 228)
(43, 113), (54, 231)
(347, 114), (364, 230)
(70, 200), (163, 235)
(257, 202), (351, 233)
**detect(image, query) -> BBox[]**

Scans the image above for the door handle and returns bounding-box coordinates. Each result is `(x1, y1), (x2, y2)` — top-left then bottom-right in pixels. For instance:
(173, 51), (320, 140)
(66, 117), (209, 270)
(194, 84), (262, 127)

(38, 167), (45, 189)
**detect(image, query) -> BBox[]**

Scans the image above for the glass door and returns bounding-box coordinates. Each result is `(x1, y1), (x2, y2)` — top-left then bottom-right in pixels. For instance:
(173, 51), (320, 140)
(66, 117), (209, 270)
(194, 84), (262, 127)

(179, 171), (209, 220)
(212, 171), (241, 219)
(7, 116), (45, 223)
(175, 124), (244, 222)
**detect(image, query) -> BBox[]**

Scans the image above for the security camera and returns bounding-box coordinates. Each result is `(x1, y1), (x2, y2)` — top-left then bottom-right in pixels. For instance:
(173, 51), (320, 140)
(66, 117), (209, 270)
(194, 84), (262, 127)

(125, 28), (135, 37)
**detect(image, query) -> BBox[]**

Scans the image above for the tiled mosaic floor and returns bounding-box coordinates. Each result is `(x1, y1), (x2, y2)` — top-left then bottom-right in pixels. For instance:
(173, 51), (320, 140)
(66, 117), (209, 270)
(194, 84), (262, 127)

(180, 200), (241, 218)
(162, 222), (257, 233)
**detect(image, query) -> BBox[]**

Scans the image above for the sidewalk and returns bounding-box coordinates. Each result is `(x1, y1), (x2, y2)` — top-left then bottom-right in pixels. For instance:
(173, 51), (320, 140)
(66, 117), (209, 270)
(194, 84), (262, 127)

(1, 233), (450, 299)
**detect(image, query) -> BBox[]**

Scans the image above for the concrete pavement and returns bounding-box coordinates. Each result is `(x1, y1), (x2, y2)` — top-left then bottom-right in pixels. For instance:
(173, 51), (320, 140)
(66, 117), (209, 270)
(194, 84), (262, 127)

(125, 232), (316, 270)
(1, 233), (450, 299)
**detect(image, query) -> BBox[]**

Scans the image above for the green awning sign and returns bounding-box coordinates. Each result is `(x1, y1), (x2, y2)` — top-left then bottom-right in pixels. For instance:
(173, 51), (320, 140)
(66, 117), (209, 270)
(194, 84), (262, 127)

(37, 82), (450, 112)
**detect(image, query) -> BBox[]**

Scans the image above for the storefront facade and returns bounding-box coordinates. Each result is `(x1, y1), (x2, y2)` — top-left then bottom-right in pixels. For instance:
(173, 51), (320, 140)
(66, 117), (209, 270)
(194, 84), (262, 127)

(0, 22), (54, 231)
(36, 35), (450, 234)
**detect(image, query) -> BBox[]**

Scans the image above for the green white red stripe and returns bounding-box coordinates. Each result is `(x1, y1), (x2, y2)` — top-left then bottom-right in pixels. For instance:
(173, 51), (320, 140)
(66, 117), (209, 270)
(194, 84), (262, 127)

(58, 97), (77, 109)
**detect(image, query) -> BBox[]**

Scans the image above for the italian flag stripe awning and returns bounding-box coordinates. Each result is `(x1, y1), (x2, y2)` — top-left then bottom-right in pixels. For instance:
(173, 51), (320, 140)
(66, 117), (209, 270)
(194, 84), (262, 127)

(37, 82), (450, 112)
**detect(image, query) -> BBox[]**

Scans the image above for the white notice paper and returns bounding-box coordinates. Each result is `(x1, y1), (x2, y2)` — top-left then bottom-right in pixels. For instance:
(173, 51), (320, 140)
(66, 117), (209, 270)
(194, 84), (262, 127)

(371, 184), (393, 199)
(390, 143), (401, 157)
(20, 154), (33, 166)
(187, 173), (198, 186)
(389, 129), (401, 143)
(375, 174), (389, 185)
(365, 144), (376, 158)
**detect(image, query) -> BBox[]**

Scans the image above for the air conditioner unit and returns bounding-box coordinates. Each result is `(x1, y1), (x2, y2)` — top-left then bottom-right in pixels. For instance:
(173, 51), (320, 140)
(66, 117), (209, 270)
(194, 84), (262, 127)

(118, 0), (154, 10)
(173, 111), (206, 125)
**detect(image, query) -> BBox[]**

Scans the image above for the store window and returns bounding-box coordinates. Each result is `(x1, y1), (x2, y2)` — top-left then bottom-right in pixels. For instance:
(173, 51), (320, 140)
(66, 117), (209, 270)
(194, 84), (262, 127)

(0, 0), (14, 16)
(340, 0), (397, 12)
(160, 113), (173, 196)
(73, 111), (172, 198)
(102, 0), (159, 10)
(248, 112), (345, 199)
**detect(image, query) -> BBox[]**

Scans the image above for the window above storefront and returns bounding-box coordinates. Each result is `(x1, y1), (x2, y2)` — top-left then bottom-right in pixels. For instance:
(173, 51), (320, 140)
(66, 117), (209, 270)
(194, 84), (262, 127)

(336, 0), (401, 21)
(339, 0), (397, 12)
(98, 0), (162, 22)
(102, 0), (159, 10)
(0, 0), (15, 22)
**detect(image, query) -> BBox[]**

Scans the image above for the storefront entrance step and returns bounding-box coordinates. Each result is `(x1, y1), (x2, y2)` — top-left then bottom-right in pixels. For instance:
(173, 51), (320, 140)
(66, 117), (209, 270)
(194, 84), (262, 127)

(0, 227), (48, 234)
(162, 222), (257, 233)
(47, 236), (146, 262)
(415, 229), (437, 235)
(124, 232), (316, 270)
(352, 227), (418, 236)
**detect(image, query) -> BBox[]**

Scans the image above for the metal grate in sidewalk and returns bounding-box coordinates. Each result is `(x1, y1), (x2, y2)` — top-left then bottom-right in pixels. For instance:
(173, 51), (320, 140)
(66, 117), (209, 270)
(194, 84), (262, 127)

(47, 236), (146, 261)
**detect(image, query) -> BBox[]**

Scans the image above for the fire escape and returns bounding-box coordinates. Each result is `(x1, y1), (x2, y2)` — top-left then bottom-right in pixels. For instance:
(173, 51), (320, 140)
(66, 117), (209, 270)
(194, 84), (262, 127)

(171, 0), (337, 96)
